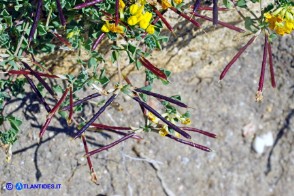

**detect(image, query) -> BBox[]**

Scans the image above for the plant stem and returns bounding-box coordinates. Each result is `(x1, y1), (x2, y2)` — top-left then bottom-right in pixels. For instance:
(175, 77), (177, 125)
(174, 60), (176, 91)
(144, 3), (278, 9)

(14, 22), (29, 56)
(46, 8), (53, 29)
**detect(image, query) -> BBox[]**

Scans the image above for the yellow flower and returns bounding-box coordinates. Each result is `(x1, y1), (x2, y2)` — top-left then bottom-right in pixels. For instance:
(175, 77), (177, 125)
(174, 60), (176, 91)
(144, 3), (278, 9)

(173, 0), (182, 4)
(111, 24), (125, 34)
(161, 0), (172, 10)
(146, 25), (155, 34)
(101, 24), (110, 33)
(139, 19), (149, 29)
(130, 4), (139, 15)
(101, 21), (124, 34)
(181, 118), (191, 125)
(139, 12), (153, 29)
(127, 16), (139, 26)
(119, 0), (125, 11)
(147, 112), (159, 124)
(264, 7), (294, 36)
(159, 126), (169, 136)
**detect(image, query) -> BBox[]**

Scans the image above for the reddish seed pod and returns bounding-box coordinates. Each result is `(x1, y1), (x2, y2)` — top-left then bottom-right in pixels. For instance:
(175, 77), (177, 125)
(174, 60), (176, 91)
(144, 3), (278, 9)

(86, 132), (135, 157)
(166, 134), (212, 152)
(257, 34), (268, 93)
(181, 127), (216, 138)
(92, 33), (106, 50)
(193, 0), (201, 13)
(139, 57), (167, 80)
(152, 6), (174, 33)
(81, 135), (98, 184)
(92, 123), (131, 130)
(74, 94), (117, 139)
(170, 7), (201, 28)
(56, 0), (66, 26)
(213, 0), (219, 25)
(24, 74), (51, 113)
(192, 13), (245, 33)
(267, 41), (276, 88)
(115, 0), (119, 26)
(134, 88), (188, 108)
(22, 61), (56, 97)
(220, 36), (257, 80)
(60, 93), (101, 111)
(74, 0), (104, 9)
(28, 0), (43, 43)
(39, 88), (69, 138)
(8, 70), (59, 78)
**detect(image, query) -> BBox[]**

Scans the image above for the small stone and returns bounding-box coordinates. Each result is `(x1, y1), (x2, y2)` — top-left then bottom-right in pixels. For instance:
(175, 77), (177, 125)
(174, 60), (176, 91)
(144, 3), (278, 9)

(261, 132), (274, 147)
(253, 136), (265, 154)
(252, 132), (274, 154)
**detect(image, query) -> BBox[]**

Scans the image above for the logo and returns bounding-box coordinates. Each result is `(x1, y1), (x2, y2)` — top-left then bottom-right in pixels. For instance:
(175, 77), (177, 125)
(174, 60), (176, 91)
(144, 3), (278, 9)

(5, 183), (13, 190)
(15, 182), (23, 191)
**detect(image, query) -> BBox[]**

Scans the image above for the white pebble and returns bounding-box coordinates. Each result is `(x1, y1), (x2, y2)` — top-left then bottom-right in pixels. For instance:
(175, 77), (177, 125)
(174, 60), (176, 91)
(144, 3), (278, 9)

(261, 132), (274, 147)
(253, 132), (274, 154)
(253, 136), (265, 154)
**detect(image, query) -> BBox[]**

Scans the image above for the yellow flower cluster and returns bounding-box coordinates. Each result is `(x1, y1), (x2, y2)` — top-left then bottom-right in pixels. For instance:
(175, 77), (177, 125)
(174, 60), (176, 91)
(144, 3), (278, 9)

(264, 6), (294, 35)
(127, 2), (155, 34)
(101, 21), (125, 34)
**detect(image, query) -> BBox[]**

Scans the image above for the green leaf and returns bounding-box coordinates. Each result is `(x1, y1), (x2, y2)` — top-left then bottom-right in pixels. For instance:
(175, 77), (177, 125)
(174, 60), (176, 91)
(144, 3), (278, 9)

(138, 93), (147, 102)
(244, 17), (254, 31)
(269, 33), (278, 42)
(88, 57), (97, 69)
(53, 85), (63, 93)
(237, 0), (247, 8)
(139, 85), (152, 91)
(223, 0), (233, 8)
(37, 25), (47, 36)
(111, 50), (118, 63)
(7, 116), (22, 132)
(99, 69), (110, 86)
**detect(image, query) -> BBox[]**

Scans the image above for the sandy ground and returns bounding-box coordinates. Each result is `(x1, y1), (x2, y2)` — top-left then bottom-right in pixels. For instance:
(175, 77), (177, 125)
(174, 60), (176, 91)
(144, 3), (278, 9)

(0, 9), (294, 196)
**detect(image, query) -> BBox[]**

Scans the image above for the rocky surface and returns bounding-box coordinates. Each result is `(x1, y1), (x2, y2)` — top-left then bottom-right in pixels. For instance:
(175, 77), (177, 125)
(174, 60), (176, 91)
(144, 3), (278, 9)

(1, 10), (293, 196)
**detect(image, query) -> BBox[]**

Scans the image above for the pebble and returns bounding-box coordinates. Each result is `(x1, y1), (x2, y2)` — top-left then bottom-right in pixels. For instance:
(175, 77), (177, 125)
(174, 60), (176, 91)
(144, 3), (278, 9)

(253, 132), (274, 154)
